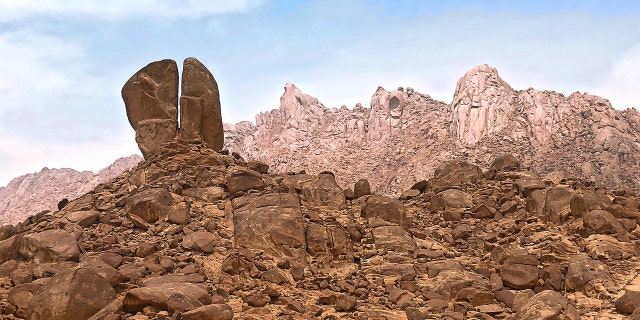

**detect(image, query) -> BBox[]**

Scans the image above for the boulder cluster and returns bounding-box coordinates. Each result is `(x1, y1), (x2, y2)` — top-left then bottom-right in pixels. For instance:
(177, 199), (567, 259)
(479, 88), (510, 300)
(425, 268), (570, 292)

(122, 58), (223, 158)
(0, 60), (638, 319)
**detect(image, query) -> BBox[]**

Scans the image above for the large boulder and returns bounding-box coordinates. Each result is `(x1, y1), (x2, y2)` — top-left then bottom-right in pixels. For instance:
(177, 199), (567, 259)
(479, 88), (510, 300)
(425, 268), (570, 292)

(565, 254), (615, 294)
(233, 193), (306, 261)
(300, 173), (346, 209)
(123, 282), (211, 313)
(25, 267), (116, 320)
(512, 290), (581, 320)
(361, 195), (407, 226)
(583, 210), (626, 235)
(180, 57), (224, 151)
(125, 188), (173, 223)
(19, 230), (80, 263)
(122, 59), (179, 158)
(490, 154), (520, 172)
(544, 187), (573, 224)
(429, 160), (482, 192)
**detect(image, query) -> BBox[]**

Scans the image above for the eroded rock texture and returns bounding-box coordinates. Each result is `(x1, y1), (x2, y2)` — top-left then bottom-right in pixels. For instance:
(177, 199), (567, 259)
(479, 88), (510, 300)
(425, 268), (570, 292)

(122, 57), (224, 158)
(225, 64), (640, 196)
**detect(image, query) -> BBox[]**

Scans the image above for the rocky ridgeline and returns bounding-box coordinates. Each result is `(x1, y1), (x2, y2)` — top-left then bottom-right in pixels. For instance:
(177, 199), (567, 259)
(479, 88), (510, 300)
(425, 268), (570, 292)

(224, 64), (640, 196)
(0, 155), (142, 226)
(0, 59), (638, 319)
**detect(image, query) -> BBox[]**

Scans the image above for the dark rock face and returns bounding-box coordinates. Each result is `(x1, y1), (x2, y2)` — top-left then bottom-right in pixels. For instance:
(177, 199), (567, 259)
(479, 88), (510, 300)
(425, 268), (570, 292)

(25, 267), (116, 320)
(122, 58), (224, 158)
(122, 59), (179, 158)
(181, 57), (224, 151)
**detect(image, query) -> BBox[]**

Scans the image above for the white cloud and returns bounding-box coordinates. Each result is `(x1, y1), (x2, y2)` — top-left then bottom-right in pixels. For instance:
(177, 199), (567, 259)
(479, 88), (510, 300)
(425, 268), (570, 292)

(0, 30), (138, 186)
(597, 43), (640, 110)
(0, 0), (263, 21)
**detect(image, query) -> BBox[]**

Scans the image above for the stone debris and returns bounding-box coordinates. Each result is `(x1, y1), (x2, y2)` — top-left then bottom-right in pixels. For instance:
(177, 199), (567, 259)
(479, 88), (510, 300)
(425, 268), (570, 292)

(0, 59), (638, 319)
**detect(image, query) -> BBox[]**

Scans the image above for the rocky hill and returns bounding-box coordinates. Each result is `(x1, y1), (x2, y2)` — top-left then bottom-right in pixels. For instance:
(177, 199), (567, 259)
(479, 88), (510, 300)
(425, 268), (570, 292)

(224, 64), (640, 197)
(0, 155), (142, 226)
(0, 58), (638, 320)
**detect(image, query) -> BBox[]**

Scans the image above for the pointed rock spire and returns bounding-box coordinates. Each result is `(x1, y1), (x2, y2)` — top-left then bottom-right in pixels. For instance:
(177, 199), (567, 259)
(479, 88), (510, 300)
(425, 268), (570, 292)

(450, 64), (517, 145)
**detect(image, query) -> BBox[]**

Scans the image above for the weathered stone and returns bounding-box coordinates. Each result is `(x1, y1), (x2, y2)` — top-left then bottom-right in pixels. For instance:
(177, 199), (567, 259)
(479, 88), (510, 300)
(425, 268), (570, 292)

(583, 210), (626, 235)
(354, 179), (371, 198)
(334, 294), (357, 312)
(19, 230), (80, 263)
(300, 173), (346, 209)
(429, 160), (482, 191)
(181, 231), (216, 253)
(233, 193), (306, 261)
(565, 254), (615, 293)
(544, 187), (573, 224)
(180, 303), (234, 320)
(512, 290), (580, 320)
(25, 267), (116, 320)
(372, 225), (416, 253)
(431, 189), (473, 211)
(491, 154), (520, 172)
(125, 188), (173, 223)
(616, 289), (640, 314)
(361, 195), (407, 226)
(122, 59), (179, 157)
(227, 168), (264, 196)
(180, 57), (223, 151)
(123, 282), (211, 313)
(63, 210), (99, 227)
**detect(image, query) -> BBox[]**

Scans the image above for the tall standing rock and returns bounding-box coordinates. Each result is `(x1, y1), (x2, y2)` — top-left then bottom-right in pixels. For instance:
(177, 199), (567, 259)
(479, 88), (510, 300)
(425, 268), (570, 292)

(180, 57), (224, 151)
(122, 59), (179, 158)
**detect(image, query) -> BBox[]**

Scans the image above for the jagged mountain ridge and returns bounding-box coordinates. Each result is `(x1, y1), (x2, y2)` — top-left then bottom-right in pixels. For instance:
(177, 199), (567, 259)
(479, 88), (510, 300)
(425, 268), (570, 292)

(0, 155), (142, 226)
(224, 64), (640, 196)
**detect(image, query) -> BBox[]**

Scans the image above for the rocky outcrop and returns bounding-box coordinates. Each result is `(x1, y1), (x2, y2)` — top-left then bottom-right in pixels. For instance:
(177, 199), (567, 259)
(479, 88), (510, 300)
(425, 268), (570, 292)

(122, 57), (224, 157)
(225, 64), (640, 196)
(1, 61), (640, 319)
(180, 57), (224, 151)
(0, 140), (637, 319)
(122, 59), (179, 158)
(0, 155), (142, 226)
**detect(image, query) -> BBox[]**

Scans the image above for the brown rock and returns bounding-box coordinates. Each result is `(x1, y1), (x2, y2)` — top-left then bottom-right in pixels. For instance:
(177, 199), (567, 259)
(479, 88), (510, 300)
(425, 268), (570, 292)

(26, 267), (117, 320)
(354, 179), (371, 198)
(63, 210), (99, 227)
(180, 303), (234, 320)
(565, 254), (615, 293)
(372, 225), (416, 253)
(19, 230), (80, 263)
(501, 259), (539, 290)
(361, 195), (407, 226)
(512, 290), (580, 320)
(233, 193), (306, 261)
(300, 173), (346, 209)
(180, 57), (223, 151)
(122, 59), (179, 157)
(125, 188), (173, 223)
(491, 154), (520, 172)
(227, 168), (264, 196)
(544, 187), (573, 224)
(431, 189), (473, 211)
(429, 160), (482, 191)
(583, 209), (626, 235)
(334, 294), (357, 312)
(123, 282), (211, 313)
(181, 231), (217, 253)
(615, 289), (640, 314)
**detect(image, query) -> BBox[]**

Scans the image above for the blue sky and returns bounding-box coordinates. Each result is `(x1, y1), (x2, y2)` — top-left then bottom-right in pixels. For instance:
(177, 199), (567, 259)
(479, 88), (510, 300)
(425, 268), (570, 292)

(0, 0), (639, 186)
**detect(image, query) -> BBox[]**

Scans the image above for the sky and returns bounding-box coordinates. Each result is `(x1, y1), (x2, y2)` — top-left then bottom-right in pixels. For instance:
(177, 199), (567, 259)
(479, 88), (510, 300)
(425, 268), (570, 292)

(0, 0), (639, 186)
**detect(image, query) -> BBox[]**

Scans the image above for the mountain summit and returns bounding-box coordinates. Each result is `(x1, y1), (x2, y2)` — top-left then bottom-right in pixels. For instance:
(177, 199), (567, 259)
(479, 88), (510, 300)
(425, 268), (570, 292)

(226, 64), (640, 196)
